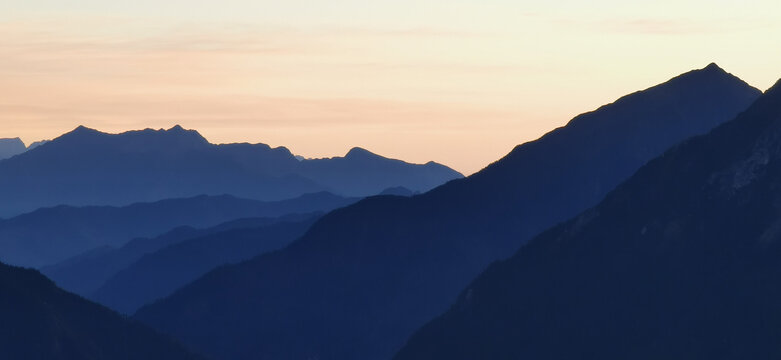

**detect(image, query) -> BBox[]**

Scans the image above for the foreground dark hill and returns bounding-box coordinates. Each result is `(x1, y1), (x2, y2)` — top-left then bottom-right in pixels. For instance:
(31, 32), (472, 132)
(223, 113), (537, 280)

(0, 192), (356, 268)
(395, 79), (781, 360)
(0, 126), (461, 217)
(42, 213), (317, 298)
(135, 64), (760, 360)
(93, 215), (320, 314)
(0, 262), (201, 360)
(0, 137), (26, 160)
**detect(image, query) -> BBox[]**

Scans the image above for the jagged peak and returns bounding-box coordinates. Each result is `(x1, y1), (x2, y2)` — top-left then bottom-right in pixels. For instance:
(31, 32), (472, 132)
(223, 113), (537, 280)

(669, 62), (738, 84)
(566, 64), (759, 124)
(702, 62), (724, 72)
(157, 125), (208, 143)
(72, 125), (100, 134)
(48, 125), (211, 151)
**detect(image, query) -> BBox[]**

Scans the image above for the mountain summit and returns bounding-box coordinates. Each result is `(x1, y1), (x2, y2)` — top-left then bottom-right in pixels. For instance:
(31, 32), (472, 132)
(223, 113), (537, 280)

(135, 65), (761, 360)
(55, 125), (210, 153)
(0, 127), (461, 217)
(394, 78), (781, 360)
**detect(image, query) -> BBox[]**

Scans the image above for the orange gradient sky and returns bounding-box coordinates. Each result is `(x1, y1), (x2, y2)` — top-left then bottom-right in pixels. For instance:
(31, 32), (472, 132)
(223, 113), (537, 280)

(2, 1), (781, 174)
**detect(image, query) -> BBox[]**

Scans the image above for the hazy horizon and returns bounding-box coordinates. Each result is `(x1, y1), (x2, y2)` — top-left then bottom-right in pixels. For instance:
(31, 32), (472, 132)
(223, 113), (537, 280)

(2, 0), (780, 174)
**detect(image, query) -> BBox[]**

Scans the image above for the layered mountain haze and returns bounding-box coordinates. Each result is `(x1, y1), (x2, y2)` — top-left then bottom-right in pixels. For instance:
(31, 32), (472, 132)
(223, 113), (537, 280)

(92, 215), (320, 314)
(0, 192), (357, 268)
(0, 125), (462, 217)
(134, 64), (760, 360)
(394, 78), (781, 360)
(41, 213), (321, 299)
(0, 262), (202, 360)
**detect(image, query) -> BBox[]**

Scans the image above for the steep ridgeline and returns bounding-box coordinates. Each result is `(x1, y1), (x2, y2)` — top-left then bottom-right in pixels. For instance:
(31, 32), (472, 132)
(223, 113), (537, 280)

(0, 126), (461, 217)
(92, 215), (320, 314)
(42, 213), (318, 299)
(0, 262), (202, 360)
(0, 192), (356, 268)
(394, 79), (781, 360)
(135, 64), (761, 360)
(0, 137), (26, 160)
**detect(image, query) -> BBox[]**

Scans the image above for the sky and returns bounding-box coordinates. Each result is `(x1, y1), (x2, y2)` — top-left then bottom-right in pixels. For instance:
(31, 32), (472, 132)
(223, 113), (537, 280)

(1, 1), (780, 175)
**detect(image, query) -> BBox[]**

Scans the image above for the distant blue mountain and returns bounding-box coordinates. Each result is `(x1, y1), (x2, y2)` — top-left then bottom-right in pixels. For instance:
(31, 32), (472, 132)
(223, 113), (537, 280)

(135, 64), (762, 360)
(41, 213), (320, 299)
(0, 261), (202, 359)
(91, 214), (320, 314)
(0, 138), (26, 160)
(0, 126), (462, 217)
(0, 192), (357, 268)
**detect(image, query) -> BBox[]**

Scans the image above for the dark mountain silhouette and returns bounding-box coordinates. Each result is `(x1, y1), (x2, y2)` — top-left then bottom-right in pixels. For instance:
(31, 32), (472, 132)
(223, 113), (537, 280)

(0, 125), (461, 217)
(0, 261), (202, 360)
(134, 64), (761, 360)
(0, 137), (26, 160)
(394, 79), (781, 360)
(297, 147), (456, 196)
(42, 213), (317, 298)
(92, 214), (320, 314)
(0, 192), (357, 268)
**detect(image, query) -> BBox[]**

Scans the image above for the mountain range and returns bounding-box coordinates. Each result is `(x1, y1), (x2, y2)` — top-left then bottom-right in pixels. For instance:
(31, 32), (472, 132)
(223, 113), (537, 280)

(0, 126), (462, 218)
(92, 214), (321, 314)
(0, 261), (202, 359)
(41, 213), (318, 300)
(394, 77), (781, 360)
(133, 63), (761, 360)
(0, 192), (357, 268)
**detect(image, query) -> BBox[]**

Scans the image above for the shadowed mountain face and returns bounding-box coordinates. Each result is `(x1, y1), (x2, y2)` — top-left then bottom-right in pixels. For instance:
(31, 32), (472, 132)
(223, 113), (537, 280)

(134, 65), (761, 360)
(0, 262), (202, 360)
(394, 79), (781, 360)
(0, 138), (26, 160)
(0, 125), (462, 217)
(0, 192), (357, 268)
(41, 213), (318, 299)
(92, 215), (320, 314)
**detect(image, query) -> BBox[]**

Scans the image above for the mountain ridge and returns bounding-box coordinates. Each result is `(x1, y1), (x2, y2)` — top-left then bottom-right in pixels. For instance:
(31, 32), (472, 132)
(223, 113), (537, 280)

(92, 214), (321, 314)
(41, 212), (323, 299)
(134, 64), (762, 360)
(0, 192), (358, 268)
(0, 125), (461, 217)
(393, 76), (781, 360)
